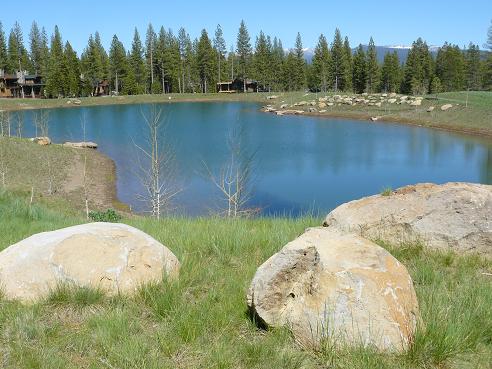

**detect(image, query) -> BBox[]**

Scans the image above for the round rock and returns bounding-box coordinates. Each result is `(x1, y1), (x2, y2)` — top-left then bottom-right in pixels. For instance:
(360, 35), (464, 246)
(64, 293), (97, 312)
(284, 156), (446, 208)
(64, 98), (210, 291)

(0, 222), (180, 302)
(247, 227), (419, 352)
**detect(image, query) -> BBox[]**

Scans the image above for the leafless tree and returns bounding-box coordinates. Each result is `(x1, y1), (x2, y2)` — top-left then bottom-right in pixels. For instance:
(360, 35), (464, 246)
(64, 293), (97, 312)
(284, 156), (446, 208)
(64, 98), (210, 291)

(203, 123), (258, 217)
(133, 105), (181, 219)
(0, 111), (11, 137)
(15, 111), (24, 138)
(34, 110), (50, 137)
(80, 112), (90, 218)
(0, 137), (8, 189)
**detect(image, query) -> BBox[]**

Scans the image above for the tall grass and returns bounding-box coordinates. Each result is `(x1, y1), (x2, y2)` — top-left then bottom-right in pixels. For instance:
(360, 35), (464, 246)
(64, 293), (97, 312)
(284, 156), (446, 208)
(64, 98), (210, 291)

(0, 192), (491, 368)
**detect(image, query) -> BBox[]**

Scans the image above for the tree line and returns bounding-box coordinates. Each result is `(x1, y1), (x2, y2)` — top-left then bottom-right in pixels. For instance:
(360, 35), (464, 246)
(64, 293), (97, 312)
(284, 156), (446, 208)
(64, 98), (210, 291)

(0, 19), (491, 98)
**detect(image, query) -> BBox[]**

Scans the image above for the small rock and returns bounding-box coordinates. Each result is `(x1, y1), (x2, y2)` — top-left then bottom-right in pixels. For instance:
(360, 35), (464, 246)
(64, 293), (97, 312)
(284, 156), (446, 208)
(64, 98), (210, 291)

(427, 106), (435, 112)
(441, 104), (453, 111)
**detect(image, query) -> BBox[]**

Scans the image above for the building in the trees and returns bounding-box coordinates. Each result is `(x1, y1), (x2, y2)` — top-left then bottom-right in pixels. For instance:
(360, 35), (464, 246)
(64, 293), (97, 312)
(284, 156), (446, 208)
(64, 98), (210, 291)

(0, 70), (45, 98)
(217, 78), (261, 93)
(93, 80), (110, 96)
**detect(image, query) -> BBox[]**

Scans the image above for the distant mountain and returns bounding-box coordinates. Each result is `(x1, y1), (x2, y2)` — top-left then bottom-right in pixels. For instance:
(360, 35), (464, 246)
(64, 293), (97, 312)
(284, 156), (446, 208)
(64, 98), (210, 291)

(302, 45), (489, 64)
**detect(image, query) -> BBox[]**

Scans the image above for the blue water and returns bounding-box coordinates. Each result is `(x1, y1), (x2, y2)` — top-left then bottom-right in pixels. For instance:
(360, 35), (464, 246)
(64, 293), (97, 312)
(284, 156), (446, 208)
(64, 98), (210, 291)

(19, 102), (492, 216)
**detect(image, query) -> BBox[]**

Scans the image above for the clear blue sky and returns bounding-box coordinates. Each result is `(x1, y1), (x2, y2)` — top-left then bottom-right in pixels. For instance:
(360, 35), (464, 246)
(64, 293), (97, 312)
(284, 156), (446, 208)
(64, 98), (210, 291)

(2, 0), (491, 54)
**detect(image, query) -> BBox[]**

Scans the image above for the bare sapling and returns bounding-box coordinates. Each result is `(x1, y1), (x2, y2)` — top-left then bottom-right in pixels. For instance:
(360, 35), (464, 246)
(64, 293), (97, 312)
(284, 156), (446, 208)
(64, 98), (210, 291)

(203, 123), (258, 218)
(133, 104), (181, 219)
(0, 137), (8, 189)
(0, 111), (11, 137)
(15, 111), (24, 138)
(80, 112), (90, 218)
(34, 110), (50, 138)
(34, 111), (56, 195)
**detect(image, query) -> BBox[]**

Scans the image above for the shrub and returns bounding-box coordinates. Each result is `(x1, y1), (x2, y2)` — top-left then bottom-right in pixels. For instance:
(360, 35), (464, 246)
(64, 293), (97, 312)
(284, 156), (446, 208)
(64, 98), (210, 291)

(88, 209), (122, 222)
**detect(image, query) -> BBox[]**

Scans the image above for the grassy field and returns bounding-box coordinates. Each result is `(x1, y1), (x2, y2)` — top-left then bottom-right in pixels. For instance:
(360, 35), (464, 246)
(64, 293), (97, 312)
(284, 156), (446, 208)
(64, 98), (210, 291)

(0, 190), (491, 369)
(0, 137), (122, 213)
(1, 91), (491, 137)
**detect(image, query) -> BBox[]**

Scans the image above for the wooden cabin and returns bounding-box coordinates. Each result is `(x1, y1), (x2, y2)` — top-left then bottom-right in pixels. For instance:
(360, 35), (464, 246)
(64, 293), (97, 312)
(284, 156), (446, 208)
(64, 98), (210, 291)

(93, 80), (110, 96)
(0, 70), (44, 98)
(217, 78), (260, 93)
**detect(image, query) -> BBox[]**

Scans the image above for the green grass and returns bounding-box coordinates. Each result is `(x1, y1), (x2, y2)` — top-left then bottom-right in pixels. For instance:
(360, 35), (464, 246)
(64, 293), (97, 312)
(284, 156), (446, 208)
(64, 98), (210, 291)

(0, 191), (491, 368)
(380, 187), (393, 196)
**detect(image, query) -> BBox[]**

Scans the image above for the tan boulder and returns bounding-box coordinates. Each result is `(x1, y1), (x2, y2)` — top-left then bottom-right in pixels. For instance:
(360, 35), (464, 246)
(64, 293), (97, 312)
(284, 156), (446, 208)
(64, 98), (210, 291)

(323, 182), (492, 256)
(0, 223), (180, 302)
(30, 137), (51, 146)
(247, 227), (419, 352)
(441, 104), (453, 111)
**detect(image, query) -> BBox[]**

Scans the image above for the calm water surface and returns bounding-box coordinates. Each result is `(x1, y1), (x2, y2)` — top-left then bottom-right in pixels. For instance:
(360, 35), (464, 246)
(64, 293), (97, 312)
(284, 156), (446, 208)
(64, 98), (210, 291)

(20, 102), (492, 215)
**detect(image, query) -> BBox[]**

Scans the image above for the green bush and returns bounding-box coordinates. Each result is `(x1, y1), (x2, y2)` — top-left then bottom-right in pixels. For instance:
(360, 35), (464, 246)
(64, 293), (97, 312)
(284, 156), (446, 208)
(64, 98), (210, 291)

(88, 209), (122, 223)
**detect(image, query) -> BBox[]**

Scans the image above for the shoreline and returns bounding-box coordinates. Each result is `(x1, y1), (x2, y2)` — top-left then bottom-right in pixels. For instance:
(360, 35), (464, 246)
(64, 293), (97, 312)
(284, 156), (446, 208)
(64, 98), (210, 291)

(1, 91), (491, 141)
(267, 109), (492, 141)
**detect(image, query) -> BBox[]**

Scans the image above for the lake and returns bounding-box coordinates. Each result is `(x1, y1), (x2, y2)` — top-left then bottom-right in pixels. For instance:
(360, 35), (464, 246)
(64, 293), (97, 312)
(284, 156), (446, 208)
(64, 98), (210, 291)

(18, 101), (492, 216)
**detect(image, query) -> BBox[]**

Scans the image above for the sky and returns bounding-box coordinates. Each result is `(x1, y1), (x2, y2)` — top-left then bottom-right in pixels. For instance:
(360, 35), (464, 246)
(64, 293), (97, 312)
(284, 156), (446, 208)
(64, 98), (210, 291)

(1, 0), (491, 54)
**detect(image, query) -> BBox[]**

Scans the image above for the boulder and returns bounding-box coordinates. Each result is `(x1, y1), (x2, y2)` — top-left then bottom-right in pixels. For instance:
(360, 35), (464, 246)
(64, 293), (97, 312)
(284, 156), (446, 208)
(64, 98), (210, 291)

(247, 227), (419, 352)
(323, 182), (492, 256)
(370, 116), (379, 121)
(441, 104), (453, 111)
(387, 98), (397, 104)
(410, 100), (422, 106)
(63, 141), (98, 149)
(318, 102), (327, 109)
(427, 106), (435, 112)
(280, 103), (289, 109)
(308, 107), (318, 113)
(30, 137), (51, 146)
(0, 223), (180, 302)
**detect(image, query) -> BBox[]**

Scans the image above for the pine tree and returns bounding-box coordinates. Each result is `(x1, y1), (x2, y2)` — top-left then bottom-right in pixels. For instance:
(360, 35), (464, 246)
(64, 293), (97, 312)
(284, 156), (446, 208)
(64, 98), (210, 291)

(465, 42), (482, 90)
(164, 29), (182, 93)
(402, 38), (434, 95)
(282, 51), (297, 91)
(0, 22), (7, 71)
(109, 35), (127, 94)
(311, 34), (331, 92)
(213, 24), (226, 83)
(46, 26), (66, 97)
(253, 31), (270, 89)
(330, 29), (347, 92)
(145, 23), (157, 92)
(270, 37), (285, 91)
(343, 36), (353, 91)
(436, 42), (465, 92)
(236, 20), (252, 89)
(293, 32), (306, 90)
(8, 22), (30, 72)
(366, 37), (379, 93)
(128, 28), (146, 94)
(197, 29), (215, 93)
(64, 41), (80, 96)
(29, 21), (44, 74)
(40, 27), (49, 76)
(93, 32), (109, 81)
(380, 51), (401, 93)
(352, 44), (366, 93)
(485, 19), (492, 50)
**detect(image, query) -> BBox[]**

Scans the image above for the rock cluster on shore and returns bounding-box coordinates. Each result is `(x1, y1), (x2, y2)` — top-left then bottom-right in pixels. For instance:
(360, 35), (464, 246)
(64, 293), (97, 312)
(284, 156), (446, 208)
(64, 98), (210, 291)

(261, 93), (453, 117)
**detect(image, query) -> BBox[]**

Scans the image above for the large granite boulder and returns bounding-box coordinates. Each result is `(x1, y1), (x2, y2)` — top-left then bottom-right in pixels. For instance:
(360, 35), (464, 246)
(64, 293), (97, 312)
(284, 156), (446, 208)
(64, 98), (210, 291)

(0, 223), (180, 302)
(247, 227), (419, 352)
(323, 182), (492, 256)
